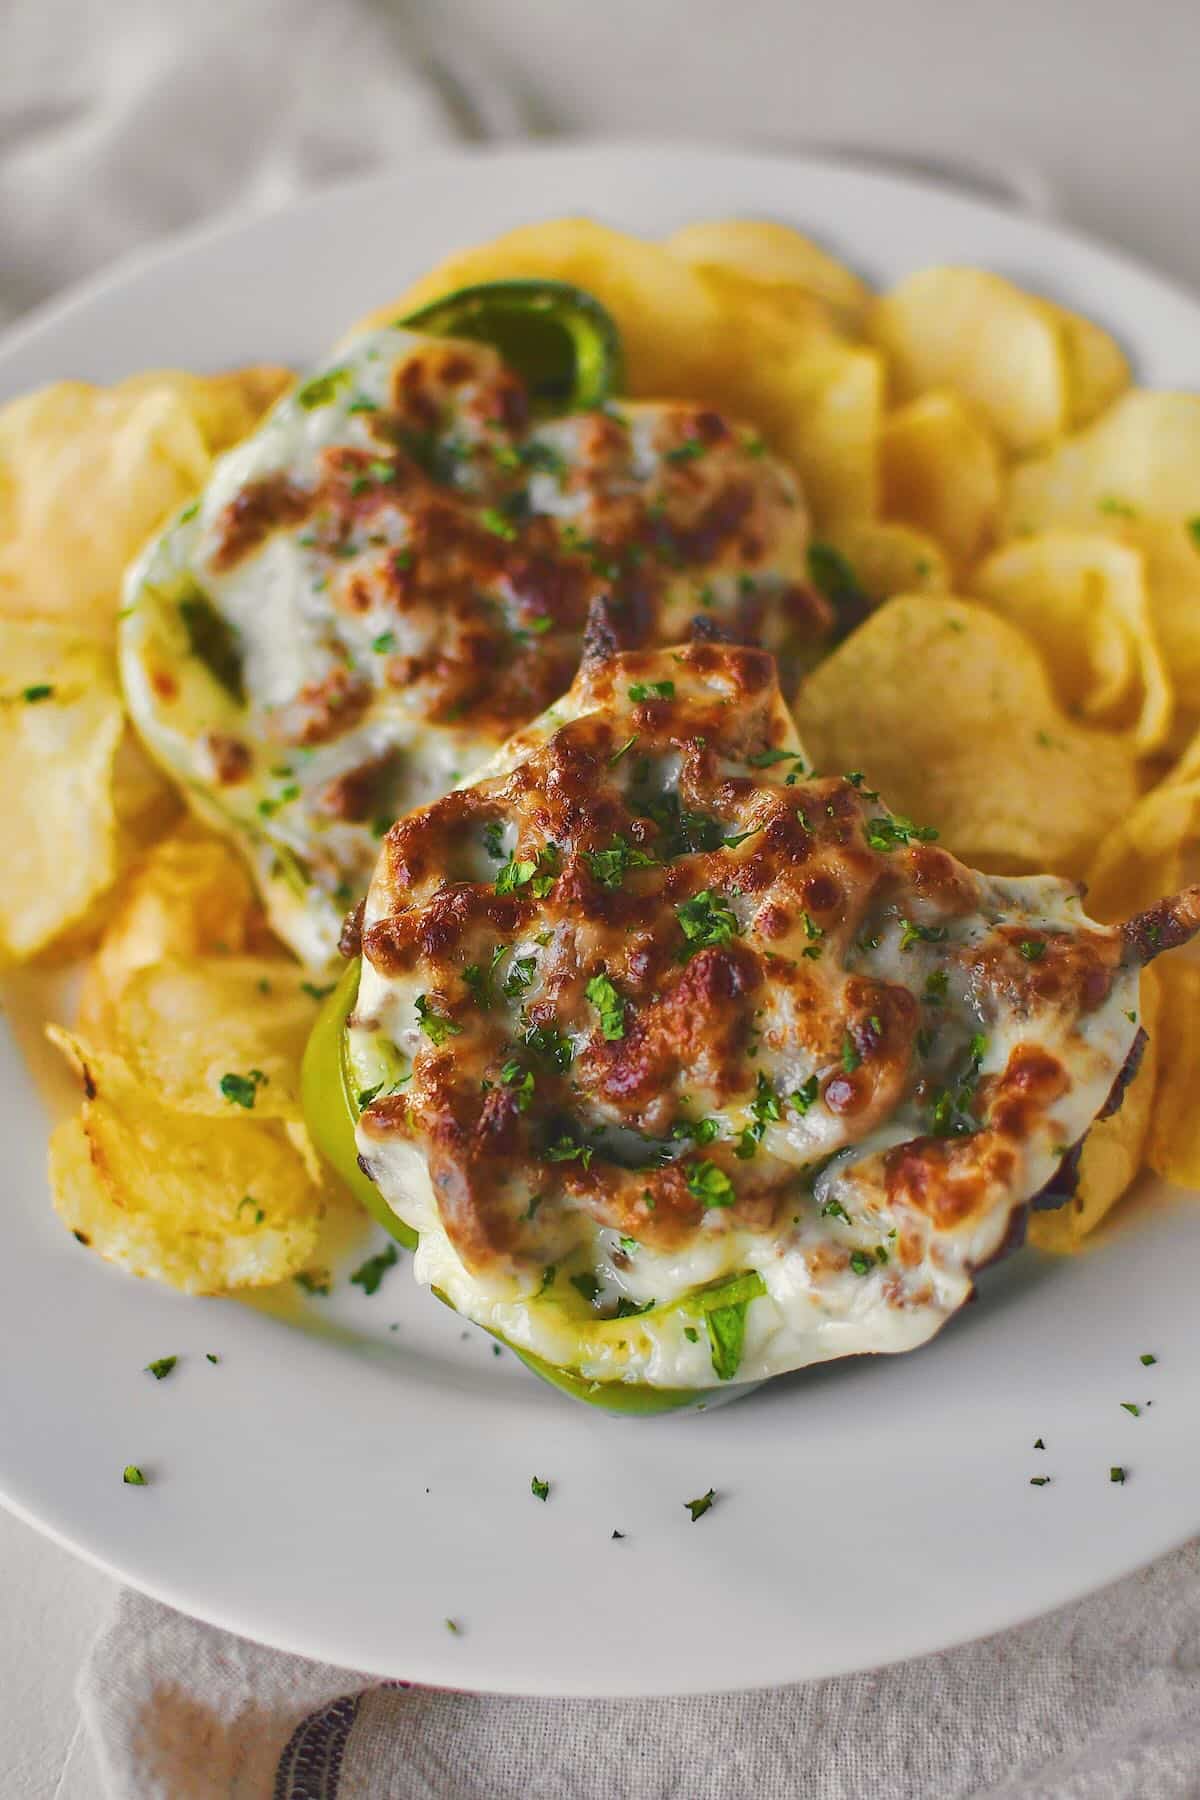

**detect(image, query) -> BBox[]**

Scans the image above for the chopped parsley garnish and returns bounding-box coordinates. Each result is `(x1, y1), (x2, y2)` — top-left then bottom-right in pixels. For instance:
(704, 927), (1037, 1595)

(586, 972), (626, 1041)
(219, 1069), (266, 1109)
(615, 1296), (655, 1318)
(803, 912), (824, 943)
(482, 821), (506, 861)
(206, 1354), (219, 1365)
(445, 1618), (461, 1635)
(1019, 938), (1047, 962)
(822, 1198), (851, 1223)
(608, 733), (638, 766)
(628, 680), (675, 701)
(686, 1160), (736, 1208)
(371, 631), (396, 654)
(639, 787), (725, 857)
(355, 1085), (383, 1111)
(531, 1475), (551, 1501)
(747, 746), (806, 770)
(294, 1271), (331, 1296)
(144, 1356), (177, 1381)
(683, 1326), (699, 1343)
(924, 969), (949, 1003)
(1110, 1466), (1127, 1484)
(502, 956), (536, 999)
(296, 365), (351, 408)
(865, 815), (939, 852)
(1120, 1402), (1141, 1417)
(849, 1250), (874, 1276)
(684, 1489), (716, 1522)
(415, 995), (461, 1045)
(350, 1243), (399, 1295)
(300, 981), (335, 1001)
(840, 1036), (861, 1074)
(523, 1020), (573, 1069)
(21, 684), (53, 702)
(1188, 517), (1200, 550)
(462, 963), (492, 1008)
(676, 890), (740, 960)
(1098, 495), (1137, 518)
(495, 853), (537, 894)
(898, 918), (949, 952)
(500, 1060), (535, 1110)
(237, 1195), (265, 1223)
(1034, 1438), (1045, 1450)
(583, 834), (657, 889)
(845, 771), (879, 799)
(570, 1271), (600, 1305)
(1029, 1476), (1051, 1487)
(611, 1529), (626, 1540)
(480, 505), (518, 540)
(1140, 1353), (1157, 1366)
(806, 540), (867, 617)
(122, 1465), (147, 1487)
(546, 1135), (593, 1168)
(664, 439), (706, 464)
(791, 1075), (820, 1115)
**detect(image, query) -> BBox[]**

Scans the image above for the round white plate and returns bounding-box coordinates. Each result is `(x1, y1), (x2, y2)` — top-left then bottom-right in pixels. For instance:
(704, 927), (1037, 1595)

(2, 142), (1199, 1698)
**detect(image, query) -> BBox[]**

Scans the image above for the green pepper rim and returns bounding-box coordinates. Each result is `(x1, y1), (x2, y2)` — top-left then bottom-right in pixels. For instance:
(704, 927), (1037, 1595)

(399, 279), (623, 417)
(301, 961), (734, 1414)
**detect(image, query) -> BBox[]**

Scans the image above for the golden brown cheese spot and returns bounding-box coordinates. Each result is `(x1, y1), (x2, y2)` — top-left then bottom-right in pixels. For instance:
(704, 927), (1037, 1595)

(200, 731), (253, 786)
(965, 924), (1120, 1023)
(269, 667), (373, 748)
(212, 473), (311, 571)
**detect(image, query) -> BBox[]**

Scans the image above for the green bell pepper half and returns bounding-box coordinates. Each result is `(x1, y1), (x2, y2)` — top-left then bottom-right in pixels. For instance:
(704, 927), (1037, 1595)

(399, 279), (623, 417)
(301, 960), (752, 1414)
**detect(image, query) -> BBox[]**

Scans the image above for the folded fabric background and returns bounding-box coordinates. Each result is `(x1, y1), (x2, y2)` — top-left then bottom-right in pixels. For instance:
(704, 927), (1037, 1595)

(6, 4), (1200, 1798)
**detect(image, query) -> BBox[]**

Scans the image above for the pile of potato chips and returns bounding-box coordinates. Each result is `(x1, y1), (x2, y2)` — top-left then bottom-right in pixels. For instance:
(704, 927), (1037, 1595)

(5, 218), (1200, 1293)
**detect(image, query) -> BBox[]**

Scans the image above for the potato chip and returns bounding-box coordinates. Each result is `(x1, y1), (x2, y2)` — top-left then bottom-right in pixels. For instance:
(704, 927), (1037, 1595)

(0, 368), (287, 639)
(47, 1042), (322, 1295)
(872, 267), (1068, 453)
(767, 344), (883, 526)
(880, 391), (1001, 566)
(1002, 391), (1200, 533)
(78, 826), (274, 1038)
(1038, 299), (1130, 430)
(118, 366), (293, 454)
(824, 520), (950, 605)
(794, 595), (1138, 877)
(1029, 967), (1160, 1251)
(665, 218), (870, 334)
(1084, 718), (1200, 921)
(363, 218), (727, 401)
(112, 955), (324, 1120)
(1145, 958), (1200, 1189)
(0, 621), (127, 961)
(971, 532), (1172, 751)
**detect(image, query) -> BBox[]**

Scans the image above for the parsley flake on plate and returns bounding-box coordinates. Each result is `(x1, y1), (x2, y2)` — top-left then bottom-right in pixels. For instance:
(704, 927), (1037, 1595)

(350, 1242), (400, 1296)
(531, 1475), (551, 1502)
(684, 1488), (716, 1522)
(628, 680), (675, 701)
(586, 971), (626, 1041)
(144, 1356), (177, 1381)
(122, 1465), (148, 1486)
(686, 1160), (735, 1208)
(676, 890), (740, 960)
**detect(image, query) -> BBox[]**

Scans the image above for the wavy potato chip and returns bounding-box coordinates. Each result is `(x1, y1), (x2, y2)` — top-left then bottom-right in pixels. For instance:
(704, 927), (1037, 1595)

(767, 344), (883, 526)
(794, 595), (1138, 877)
(880, 391), (1001, 566)
(1039, 299), (1130, 430)
(78, 826), (275, 1038)
(972, 532), (1172, 751)
(47, 1031), (322, 1293)
(367, 218), (727, 401)
(825, 520), (950, 604)
(1003, 391), (1200, 534)
(112, 956), (325, 1120)
(873, 266), (1068, 453)
(665, 218), (870, 334)
(0, 621), (127, 960)
(1145, 959), (1200, 1190)
(117, 366), (293, 454)
(1029, 967), (1160, 1251)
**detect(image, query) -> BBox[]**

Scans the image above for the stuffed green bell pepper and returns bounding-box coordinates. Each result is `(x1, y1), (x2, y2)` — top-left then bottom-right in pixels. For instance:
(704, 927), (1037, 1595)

(299, 636), (1162, 1413)
(117, 278), (822, 968)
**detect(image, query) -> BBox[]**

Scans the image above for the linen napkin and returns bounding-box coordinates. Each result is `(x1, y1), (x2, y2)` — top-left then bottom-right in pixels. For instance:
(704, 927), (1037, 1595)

(7, 4), (1200, 1797)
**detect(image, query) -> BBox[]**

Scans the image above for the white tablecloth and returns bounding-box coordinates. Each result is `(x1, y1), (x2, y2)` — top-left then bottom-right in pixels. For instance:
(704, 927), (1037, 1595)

(4, 1), (1200, 1793)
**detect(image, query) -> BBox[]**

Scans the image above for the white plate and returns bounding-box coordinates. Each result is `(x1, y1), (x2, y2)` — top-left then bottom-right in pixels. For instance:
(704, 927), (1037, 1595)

(2, 141), (1199, 1698)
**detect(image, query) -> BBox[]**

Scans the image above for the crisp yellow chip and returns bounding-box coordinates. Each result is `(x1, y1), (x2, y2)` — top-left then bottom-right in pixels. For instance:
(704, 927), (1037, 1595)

(824, 520), (950, 605)
(112, 956), (324, 1120)
(665, 218), (870, 334)
(1145, 958), (1200, 1189)
(47, 1031), (322, 1293)
(767, 344), (883, 526)
(1038, 300), (1130, 430)
(117, 366), (294, 454)
(0, 368), (288, 638)
(794, 595), (1138, 877)
(78, 826), (274, 1039)
(971, 532), (1172, 752)
(364, 218), (726, 401)
(0, 621), (127, 961)
(880, 391), (1001, 566)
(1029, 967), (1160, 1251)
(1084, 718), (1200, 921)
(1003, 391), (1200, 533)
(872, 267), (1068, 454)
